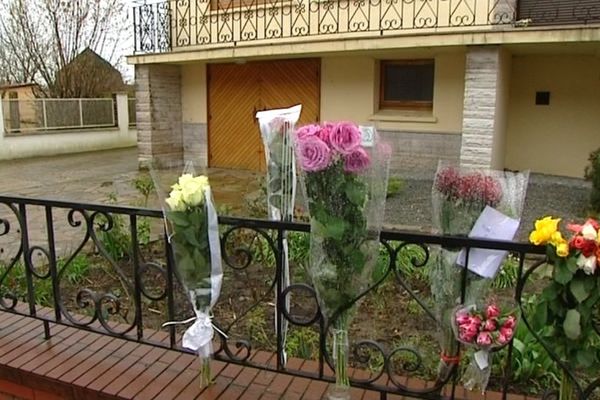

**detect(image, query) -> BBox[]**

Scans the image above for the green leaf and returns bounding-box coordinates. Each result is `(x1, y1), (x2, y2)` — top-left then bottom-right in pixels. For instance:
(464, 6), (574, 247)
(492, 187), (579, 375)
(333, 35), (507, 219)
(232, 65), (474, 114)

(554, 263), (573, 285)
(323, 217), (347, 240)
(566, 257), (578, 273)
(563, 309), (581, 340)
(512, 338), (525, 354)
(541, 284), (559, 301)
(570, 277), (591, 303)
(348, 249), (366, 273)
(189, 209), (205, 228)
(532, 302), (548, 329)
(344, 181), (366, 206)
(182, 227), (201, 247)
(167, 211), (190, 227)
(576, 349), (596, 368)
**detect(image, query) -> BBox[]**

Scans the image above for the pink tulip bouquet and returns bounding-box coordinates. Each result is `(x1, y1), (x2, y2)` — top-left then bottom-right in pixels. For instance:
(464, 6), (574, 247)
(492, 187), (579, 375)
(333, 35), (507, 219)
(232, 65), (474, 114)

(453, 301), (519, 392)
(294, 122), (390, 400)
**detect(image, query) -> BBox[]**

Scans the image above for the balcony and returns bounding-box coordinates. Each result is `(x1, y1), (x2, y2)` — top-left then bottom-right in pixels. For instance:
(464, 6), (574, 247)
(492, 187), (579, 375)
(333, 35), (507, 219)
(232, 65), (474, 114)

(132, 0), (519, 54)
(132, 0), (600, 55)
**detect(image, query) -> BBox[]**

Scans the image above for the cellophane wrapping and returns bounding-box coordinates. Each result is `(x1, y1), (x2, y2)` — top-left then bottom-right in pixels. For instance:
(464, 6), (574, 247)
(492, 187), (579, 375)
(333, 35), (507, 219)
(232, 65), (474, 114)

(452, 299), (519, 392)
(256, 105), (301, 365)
(293, 122), (390, 399)
(152, 163), (223, 388)
(429, 161), (528, 382)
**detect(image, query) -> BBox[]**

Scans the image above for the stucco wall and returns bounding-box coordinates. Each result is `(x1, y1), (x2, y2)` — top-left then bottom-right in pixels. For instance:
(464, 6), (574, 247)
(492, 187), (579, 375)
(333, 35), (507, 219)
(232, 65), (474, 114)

(0, 129), (136, 161)
(505, 55), (600, 178)
(320, 53), (465, 172)
(181, 63), (209, 167)
(321, 53), (465, 132)
(182, 63), (208, 124)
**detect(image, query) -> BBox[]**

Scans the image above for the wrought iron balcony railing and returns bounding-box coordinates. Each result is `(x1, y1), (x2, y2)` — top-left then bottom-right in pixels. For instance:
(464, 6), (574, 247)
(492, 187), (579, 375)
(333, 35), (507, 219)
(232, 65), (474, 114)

(2, 195), (598, 398)
(132, 0), (520, 54)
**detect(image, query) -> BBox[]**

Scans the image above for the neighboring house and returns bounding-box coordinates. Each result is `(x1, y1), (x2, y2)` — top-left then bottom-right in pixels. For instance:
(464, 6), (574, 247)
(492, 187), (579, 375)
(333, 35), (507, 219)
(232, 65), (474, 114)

(128, 0), (600, 178)
(55, 48), (126, 98)
(0, 83), (41, 132)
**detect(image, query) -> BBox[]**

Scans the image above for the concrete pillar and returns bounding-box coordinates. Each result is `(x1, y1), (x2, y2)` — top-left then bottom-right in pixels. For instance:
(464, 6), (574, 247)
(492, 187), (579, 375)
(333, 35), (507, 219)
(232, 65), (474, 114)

(135, 64), (183, 168)
(115, 93), (129, 136)
(460, 46), (511, 170)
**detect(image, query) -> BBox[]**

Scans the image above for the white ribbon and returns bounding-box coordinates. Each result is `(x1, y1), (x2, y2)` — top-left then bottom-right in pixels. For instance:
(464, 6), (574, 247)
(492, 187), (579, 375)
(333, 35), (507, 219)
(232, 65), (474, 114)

(162, 312), (228, 358)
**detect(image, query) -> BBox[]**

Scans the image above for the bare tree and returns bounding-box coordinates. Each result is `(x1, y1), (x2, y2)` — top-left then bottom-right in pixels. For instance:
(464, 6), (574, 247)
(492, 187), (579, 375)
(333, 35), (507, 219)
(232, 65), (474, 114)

(0, 0), (127, 97)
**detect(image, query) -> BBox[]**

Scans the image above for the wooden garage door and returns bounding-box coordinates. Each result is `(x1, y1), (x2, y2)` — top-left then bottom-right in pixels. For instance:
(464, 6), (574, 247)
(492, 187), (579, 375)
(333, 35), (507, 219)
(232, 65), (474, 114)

(208, 59), (320, 171)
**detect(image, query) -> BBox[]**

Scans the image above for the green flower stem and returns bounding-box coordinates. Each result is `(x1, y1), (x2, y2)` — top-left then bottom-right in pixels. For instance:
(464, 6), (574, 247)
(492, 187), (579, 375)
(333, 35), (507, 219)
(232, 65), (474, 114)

(199, 357), (212, 388)
(559, 370), (574, 400)
(333, 314), (350, 391)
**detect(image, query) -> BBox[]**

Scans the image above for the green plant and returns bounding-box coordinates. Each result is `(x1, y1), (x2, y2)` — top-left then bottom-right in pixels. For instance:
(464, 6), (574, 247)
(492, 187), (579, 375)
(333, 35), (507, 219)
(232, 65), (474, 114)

(132, 176), (154, 245)
(492, 253), (519, 289)
(495, 295), (560, 393)
(246, 306), (272, 347)
(0, 254), (92, 308)
(584, 147), (600, 214)
(97, 192), (151, 260)
(133, 174), (155, 207)
(58, 254), (91, 284)
(288, 231), (309, 266)
(386, 176), (405, 198)
(286, 326), (319, 359)
(0, 261), (52, 306)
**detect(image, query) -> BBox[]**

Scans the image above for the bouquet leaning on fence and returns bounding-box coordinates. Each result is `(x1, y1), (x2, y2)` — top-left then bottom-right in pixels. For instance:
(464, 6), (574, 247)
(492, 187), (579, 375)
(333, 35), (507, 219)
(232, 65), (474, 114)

(529, 216), (600, 400)
(430, 162), (528, 382)
(293, 122), (390, 400)
(256, 105), (302, 365)
(453, 300), (519, 392)
(154, 169), (223, 388)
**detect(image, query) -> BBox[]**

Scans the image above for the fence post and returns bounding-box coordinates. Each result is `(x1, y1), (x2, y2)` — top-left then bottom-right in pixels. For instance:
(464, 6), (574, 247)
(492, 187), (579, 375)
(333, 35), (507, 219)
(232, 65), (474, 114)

(42, 99), (48, 130)
(0, 97), (5, 139)
(79, 98), (84, 127)
(115, 92), (130, 136)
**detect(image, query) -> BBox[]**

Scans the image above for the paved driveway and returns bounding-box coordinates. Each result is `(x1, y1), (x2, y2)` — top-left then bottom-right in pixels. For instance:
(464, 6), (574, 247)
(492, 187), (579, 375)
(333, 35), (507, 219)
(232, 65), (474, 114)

(0, 148), (261, 259)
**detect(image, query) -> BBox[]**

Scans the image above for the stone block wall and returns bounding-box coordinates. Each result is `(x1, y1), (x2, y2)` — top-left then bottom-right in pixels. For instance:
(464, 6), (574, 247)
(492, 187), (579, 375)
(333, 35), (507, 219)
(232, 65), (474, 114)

(135, 64), (183, 168)
(379, 130), (461, 178)
(183, 123), (208, 167)
(460, 46), (508, 169)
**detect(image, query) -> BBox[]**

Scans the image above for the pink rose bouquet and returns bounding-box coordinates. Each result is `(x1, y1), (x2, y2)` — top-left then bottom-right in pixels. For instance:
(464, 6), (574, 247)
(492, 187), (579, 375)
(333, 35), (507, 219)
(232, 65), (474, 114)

(293, 122), (390, 400)
(453, 301), (519, 392)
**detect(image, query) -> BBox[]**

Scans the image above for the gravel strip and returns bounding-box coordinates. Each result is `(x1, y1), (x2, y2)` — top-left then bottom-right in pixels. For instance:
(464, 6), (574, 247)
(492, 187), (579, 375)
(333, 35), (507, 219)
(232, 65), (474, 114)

(383, 173), (593, 242)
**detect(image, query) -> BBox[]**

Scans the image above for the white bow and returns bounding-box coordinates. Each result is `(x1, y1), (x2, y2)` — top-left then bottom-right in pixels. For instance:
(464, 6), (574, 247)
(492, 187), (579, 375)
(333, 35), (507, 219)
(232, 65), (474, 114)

(162, 312), (227, 358)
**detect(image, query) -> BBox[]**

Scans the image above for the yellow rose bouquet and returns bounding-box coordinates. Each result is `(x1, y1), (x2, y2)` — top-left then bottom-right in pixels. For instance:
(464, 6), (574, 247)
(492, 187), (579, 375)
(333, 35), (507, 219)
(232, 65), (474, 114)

(155, 169), (223, 388)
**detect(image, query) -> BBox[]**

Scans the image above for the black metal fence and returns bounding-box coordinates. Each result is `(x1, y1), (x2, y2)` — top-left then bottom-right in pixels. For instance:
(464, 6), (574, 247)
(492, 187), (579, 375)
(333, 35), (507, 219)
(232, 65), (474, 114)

(0, 195), (597, 398)
(132, 0), (519, 54)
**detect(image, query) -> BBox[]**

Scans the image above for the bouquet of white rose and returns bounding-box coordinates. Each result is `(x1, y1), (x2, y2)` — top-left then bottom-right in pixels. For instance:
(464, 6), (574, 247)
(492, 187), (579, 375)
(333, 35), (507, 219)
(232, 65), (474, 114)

(155, 169), (223, 388)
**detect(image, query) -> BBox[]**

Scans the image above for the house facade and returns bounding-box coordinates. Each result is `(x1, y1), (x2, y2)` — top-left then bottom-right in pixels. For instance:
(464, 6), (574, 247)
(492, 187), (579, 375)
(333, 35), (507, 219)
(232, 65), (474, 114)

(128, 0), (600, 178)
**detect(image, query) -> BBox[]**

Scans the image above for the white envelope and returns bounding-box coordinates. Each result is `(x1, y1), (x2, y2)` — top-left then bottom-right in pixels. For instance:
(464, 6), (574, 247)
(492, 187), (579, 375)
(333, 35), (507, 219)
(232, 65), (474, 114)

(456, 206), (520, 279)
